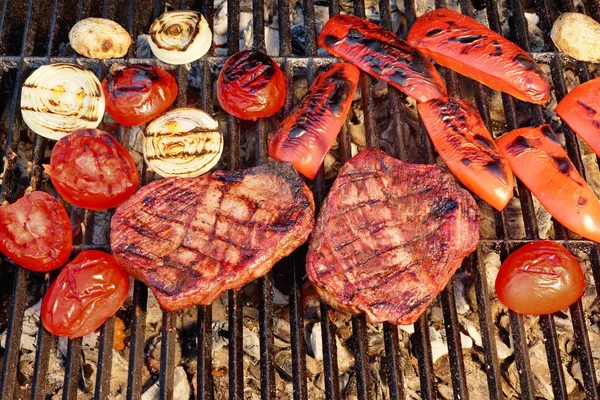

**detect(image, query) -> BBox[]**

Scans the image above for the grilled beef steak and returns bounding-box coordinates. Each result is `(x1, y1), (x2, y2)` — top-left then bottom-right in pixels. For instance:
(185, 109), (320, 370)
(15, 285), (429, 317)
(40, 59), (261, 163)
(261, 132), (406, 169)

(306, 148), (480, 325)
(111, 162), (315, 311)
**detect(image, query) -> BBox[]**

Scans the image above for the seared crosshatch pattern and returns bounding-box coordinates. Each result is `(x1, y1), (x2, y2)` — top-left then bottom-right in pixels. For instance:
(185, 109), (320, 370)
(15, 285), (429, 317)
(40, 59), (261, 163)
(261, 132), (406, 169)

(0, 0), (599, 399)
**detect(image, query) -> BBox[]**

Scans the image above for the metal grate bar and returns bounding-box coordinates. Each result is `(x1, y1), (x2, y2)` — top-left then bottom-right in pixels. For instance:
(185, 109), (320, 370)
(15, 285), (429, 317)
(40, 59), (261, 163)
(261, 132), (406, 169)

(95, 317), (116, 399)
(159, 312), (176, 399)
(413, 316), (435, 400)
(382, 322), (405, 400)
(539, 315), (568, 400)
(570, 299), (600, 399)
(508, 311), (535, 399)
(126, 281), (149, 399)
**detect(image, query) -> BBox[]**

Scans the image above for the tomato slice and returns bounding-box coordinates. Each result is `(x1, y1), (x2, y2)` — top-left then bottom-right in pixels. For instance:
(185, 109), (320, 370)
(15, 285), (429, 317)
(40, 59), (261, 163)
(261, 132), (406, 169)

(418, 97), (514, 211)
(0, 191), (72, 272)
(41, 250), (130, 339)
(496, 125), (600, 242)
(555, 77), (600, 157)
(407, 8), (550, 105)
(268, 62), (360, 180)
(45, 129), (139, 210)
(318, 14), (447, 103)
(217, 51), (287, 120)
(102, 64), (178, 127)
(495, 241), (585, 314)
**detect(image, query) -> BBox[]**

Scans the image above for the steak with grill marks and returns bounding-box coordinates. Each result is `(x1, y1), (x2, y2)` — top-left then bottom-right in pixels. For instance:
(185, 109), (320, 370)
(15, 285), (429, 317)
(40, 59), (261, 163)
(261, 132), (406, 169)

(306, 148), (480, 325)
(110, 162), (315, 311)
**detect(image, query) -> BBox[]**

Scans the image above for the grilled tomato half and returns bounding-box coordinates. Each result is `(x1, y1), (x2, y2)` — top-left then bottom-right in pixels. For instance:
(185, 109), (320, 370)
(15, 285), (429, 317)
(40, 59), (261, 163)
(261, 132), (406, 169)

(41, 250), (130, 338)
(0, 191), (72, 272)
(45, 129), (139, 210)
(217, 50), (287, 120)
(495, 241), (585, 314)
(269, 62), (360, 179)
(102, 64), (178, 126)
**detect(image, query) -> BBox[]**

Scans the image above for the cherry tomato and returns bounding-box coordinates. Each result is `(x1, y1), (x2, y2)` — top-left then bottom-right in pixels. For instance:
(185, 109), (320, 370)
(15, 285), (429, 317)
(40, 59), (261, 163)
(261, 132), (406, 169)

(45, 129), (139, 210)
(318, 14), (447, 103)
(269, 62), (360, 179)
(217, 50), (287, 120)
(418, 96), (514, 211)
(0, 191), (72, 272)
(555, 77), (600, 158)
(102, 64), (177, 126)
(407, 8), (550, 105)
(496, 125), (600, 242)
(41, 250), (130, 339)
(495, 241), (585, 314)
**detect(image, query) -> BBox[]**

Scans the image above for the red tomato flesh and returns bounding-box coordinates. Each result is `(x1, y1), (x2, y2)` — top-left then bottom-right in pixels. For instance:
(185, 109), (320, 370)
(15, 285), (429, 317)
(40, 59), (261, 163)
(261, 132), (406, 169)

(217, 50), (287, 120)
(496, 125), (600, 242)
(418, 97), (514, 211)
(495, 241), (584, 314)
(318, 14), (447, 103)
(45, 129), (139, 210)
(268, 62), (360, 179)
(102, 64), (178, 127)
(0, 191), (72, 272)
(555, 77), (600, 158)
(407, 8), (550, 104)
(41, 250), (129, 339)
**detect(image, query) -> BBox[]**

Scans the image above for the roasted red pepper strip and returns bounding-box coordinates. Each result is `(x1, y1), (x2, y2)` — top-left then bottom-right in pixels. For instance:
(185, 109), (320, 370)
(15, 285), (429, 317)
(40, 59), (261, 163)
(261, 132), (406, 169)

(418, 97), (514, 211)
(318, 14), (447, 103)
(496, 125), (600, 242)
(269, 62), (360, 180)
(407, 8), (550, 104)
(555, 77), (600, 157)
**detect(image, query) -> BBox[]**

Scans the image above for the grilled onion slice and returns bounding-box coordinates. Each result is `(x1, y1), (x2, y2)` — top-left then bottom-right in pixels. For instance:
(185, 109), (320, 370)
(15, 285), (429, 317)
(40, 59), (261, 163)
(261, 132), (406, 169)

(143, 108), (223, 177)
(148, 11), (212, 65)
(21, 63), (105, 140)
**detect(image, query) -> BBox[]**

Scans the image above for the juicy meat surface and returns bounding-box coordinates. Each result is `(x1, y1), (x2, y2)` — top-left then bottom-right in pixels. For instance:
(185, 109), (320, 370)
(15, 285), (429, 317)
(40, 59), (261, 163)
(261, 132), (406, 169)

(111, 162), (315, 311)
(306, 148), (480, 325)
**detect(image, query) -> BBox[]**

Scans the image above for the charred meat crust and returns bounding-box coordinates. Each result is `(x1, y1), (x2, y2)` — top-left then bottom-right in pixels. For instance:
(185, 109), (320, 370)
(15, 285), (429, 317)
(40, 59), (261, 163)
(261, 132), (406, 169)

(111, 162), (315, 311)
(306, 148), (480, 325)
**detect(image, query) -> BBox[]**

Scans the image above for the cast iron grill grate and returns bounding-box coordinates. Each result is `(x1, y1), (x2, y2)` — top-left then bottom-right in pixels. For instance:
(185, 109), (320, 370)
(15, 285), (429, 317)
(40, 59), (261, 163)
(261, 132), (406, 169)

(0, 0), (599, 399)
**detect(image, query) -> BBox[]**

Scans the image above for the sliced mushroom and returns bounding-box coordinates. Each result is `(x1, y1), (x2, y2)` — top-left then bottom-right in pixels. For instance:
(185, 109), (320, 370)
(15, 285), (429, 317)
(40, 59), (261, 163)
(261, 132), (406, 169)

(69, 18), (132, 59)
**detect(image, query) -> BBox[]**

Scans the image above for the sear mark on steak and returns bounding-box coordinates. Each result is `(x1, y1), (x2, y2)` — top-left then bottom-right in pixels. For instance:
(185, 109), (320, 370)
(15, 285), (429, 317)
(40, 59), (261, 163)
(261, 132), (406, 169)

(111, 162), (315, 311)
(306, 148), (480, 325)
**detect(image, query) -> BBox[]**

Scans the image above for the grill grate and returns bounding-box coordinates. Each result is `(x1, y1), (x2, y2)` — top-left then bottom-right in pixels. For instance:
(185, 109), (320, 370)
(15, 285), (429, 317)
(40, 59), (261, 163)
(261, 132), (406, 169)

(0, 0), (600, 399)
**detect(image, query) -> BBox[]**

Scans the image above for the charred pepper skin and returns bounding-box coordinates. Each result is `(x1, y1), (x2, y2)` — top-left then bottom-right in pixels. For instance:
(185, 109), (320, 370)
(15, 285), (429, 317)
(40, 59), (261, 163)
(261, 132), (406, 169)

(268, 62), (360, 180)
(497, 125), (600, 242)
(408, 8), (550, 104)
(217, 50), (287, 120)
(318, 14), (447, 103)
(418, 97), (514, 211)
(556, 77), (600, 158)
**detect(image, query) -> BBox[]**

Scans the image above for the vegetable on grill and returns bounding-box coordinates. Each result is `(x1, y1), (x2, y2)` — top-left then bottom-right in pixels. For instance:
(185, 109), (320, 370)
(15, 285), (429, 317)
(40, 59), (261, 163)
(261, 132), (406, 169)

(268, 62), (360, 180)
(45, 129), (139, 210)
(102, 64), (178, 126)
(318, 14), (447, 103)
(21, 63), (105, 140)
(555, 76), (600, 158)
(418, 96), (514, 211)
(495, 241), (585, 314)
(0, 191), (72, 272)
(144, 108), (223, 178)
(407, 8), (550, 104)
(217, 50), (287, 120)
(148, 11), (212, 65)
(69, 18), (132, 59)
(496, 124), (600, 242)
(41, 250), (130, 339)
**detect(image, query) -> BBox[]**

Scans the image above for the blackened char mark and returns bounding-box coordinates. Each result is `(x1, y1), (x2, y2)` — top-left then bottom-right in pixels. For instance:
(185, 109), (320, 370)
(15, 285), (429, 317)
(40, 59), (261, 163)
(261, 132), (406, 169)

(461, 158), (471, 166)
(514, 53), (546, 80)
(576, 100), (600, 128)
(431, 199), (458, 218)
(325, 70), (353, 116)
(491, 40), (502, 56)
(214, 170), (246, 183)
(484, 160), (506, 179)
(223, 51), (275, 93)
(506, 135), (531, 153)
(425, 29), (443, 36)
(474, 134), (495, 149)
(552, 156), (572, 175)
(448, 34), (483, 44)
(541, 125), (560, 143)
(324, 35), (340, 47)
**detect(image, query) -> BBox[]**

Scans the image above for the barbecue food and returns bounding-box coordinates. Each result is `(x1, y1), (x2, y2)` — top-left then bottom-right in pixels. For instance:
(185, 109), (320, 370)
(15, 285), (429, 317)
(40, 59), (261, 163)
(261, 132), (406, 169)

(418, 97), (514, 211)
(407, 8), (550, 104)
(555, 77), (600, 158)
(551, 13), (600, 62)
(69, 18), (132, 59)
(497, 124), (600, 243)
(318, 14), (447, 103)
(111, 162), (315, 311)
(269, 62), (360, 179)
(306, 148), (480, 325)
